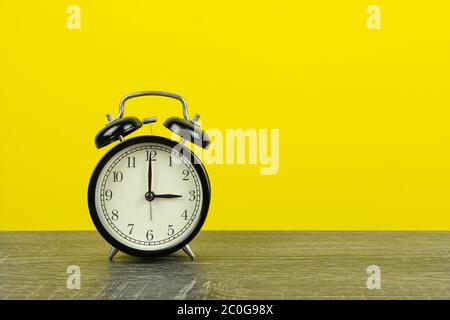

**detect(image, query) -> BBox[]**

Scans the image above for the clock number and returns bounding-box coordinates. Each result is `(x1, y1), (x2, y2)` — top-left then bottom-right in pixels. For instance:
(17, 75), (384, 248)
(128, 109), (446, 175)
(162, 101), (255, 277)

(182, 169), (190, 181)
(181, 209), (188, 220)
(127, 157), (136, 168)
(146, 150), (157, 161)
(111, 209), (119, 221)
(169, 155), (173, 167)
(127, 224), (134, 235)
(146, 229), (154, 241)
(167, 225), (175, 236)
(105, 190), (113, 201)
(113, 171), (123, 182)
(189, 190), (196, 201)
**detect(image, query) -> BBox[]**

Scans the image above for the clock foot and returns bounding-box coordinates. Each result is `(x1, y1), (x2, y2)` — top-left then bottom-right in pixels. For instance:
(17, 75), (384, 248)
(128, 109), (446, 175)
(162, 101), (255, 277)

(108, 247), (119, 260)
(182, 245), (195, 260)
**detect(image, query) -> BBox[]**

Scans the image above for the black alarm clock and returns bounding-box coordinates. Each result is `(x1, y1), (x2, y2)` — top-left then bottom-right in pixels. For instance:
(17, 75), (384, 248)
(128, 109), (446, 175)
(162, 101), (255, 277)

(88, 91), (211, 260)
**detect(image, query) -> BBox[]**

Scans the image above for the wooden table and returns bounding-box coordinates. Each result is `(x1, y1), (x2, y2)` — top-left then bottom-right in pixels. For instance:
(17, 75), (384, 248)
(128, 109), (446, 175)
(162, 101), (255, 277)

(0, 231), (449, 299)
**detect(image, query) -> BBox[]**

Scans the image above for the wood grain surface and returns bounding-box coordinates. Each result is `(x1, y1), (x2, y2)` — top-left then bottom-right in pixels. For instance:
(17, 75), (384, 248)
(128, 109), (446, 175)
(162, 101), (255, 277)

(0, 231), (449, 299)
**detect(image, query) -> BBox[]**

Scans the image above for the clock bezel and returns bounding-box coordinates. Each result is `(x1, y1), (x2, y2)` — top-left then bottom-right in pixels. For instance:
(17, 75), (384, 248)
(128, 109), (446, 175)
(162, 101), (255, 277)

(88, 135), (211, 258)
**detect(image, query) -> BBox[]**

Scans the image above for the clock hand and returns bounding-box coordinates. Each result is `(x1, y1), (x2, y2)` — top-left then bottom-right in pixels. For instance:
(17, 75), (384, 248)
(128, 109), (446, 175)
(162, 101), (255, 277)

(149, 202), (153, 221)
(148, 152), (152, 194)
(145, 152), (154, 202)
(153, 194), (182, 199)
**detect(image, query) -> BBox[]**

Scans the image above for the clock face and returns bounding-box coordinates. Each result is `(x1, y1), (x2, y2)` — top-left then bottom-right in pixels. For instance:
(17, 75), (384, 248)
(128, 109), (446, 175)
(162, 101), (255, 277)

(89, 136), (210, 256)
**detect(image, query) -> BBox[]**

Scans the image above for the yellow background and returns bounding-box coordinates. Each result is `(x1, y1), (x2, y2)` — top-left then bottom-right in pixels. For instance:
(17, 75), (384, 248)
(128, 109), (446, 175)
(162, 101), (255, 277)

(1, 1), (449, 230)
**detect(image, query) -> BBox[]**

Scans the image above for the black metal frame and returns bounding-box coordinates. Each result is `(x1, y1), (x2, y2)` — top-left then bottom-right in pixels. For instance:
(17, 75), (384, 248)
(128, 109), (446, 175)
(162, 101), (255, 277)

(88, 135), (211, 258)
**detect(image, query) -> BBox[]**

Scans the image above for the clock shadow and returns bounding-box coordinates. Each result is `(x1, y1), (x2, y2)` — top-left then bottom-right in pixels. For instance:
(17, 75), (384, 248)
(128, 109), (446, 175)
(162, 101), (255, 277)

(101, 251), (213, 299)
(109, 252), (190, 264)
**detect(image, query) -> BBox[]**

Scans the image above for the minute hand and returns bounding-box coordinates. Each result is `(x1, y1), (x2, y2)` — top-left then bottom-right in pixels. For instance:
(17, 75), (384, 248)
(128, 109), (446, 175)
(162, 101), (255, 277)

(147, 153), (152, 194)
(153, 194), (182, 199)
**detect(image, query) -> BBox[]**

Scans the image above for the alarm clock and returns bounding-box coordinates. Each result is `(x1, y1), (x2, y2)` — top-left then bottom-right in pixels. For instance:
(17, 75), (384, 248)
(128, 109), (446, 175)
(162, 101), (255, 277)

(88, 91), (211, 260)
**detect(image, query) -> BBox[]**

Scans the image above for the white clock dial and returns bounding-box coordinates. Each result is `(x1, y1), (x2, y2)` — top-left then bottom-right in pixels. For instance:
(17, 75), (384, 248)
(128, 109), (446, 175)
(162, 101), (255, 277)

(94, 142), (203, 251)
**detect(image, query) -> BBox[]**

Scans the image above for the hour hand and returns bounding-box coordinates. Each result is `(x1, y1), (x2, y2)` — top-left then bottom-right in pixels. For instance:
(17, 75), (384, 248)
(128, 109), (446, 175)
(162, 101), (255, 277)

(153, 194), (182, 199)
